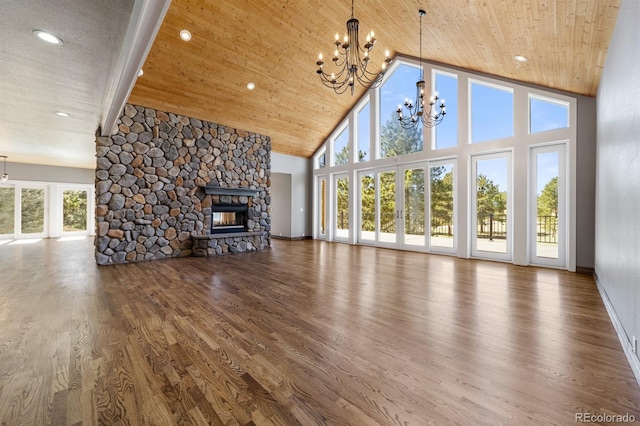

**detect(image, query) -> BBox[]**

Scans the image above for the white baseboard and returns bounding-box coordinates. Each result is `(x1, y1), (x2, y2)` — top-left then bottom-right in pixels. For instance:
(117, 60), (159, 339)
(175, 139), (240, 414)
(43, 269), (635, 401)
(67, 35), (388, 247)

(594, 273), (640, 389)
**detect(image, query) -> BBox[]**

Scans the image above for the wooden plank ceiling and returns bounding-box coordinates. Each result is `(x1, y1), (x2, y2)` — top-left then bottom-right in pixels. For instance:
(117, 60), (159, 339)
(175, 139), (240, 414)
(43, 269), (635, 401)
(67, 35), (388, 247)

(128, 0), (620, 158)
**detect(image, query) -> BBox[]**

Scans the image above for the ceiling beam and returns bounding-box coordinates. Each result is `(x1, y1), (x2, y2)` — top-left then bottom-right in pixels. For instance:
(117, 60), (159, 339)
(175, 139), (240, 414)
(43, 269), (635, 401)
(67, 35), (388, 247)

(100, 0), (172, 136)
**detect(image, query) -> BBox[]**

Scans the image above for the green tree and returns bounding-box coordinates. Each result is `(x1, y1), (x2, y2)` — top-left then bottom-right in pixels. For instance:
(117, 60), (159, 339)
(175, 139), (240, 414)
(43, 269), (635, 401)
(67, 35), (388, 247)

(430, 167), (454, 236)
(380, 113), (423, 158)
(360, 174), (375, 232)
(537, 177), (558, 217)
(63, 190), (88, 231)
(0, 187), (15, 234)
(476, 174), (506, 216)
(21, 188), (45, 234)
(336, 177), (349, 230)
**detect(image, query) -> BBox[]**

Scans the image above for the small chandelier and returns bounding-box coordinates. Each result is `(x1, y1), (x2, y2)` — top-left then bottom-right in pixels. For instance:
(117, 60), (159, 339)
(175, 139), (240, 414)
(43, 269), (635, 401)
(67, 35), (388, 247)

(396, 9), (446, 128)
(0, 155), (7, 182)
(316, 0), (392, 95)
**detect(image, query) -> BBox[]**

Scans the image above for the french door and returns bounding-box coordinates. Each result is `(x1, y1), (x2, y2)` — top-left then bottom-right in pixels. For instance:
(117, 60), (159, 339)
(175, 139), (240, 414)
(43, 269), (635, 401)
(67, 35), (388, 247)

(316, 175), (326, 240)
(357, 164), (427, 250)
(471, 152), (512, 261)
(18, 185), (48, 239)
(530, 144), (566, 267)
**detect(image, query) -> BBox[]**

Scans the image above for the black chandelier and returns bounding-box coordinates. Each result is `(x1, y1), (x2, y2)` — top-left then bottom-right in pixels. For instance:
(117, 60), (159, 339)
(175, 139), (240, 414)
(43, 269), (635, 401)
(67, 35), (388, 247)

(316, 0), (392, 95)
(396, 9), (446, 129)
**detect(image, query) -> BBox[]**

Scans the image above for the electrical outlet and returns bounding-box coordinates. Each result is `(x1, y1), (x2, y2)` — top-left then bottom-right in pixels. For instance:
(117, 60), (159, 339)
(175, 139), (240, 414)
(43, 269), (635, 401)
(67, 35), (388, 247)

(302, 232), (305, 236)
(633, 336), (638, 355)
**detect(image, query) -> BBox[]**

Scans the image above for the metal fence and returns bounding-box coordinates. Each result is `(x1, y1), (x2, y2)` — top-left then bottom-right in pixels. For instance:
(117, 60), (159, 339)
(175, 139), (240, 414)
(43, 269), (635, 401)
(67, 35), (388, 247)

(346, 211), (557, 244)
(537, 215), (558, 243)
(477, 214), (507, 240)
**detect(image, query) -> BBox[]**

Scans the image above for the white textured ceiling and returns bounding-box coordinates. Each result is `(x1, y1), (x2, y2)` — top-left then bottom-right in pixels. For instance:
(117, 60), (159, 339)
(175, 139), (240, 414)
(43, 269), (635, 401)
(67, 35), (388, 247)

(0, 0), (134, 169)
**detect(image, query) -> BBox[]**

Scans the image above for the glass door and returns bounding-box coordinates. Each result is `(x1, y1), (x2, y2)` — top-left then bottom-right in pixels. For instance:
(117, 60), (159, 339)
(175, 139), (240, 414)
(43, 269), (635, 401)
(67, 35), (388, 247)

(358, 171), (376, 244)
(0, 184), (15, 239)
(471, 152), (512, 261)
(17, 185), (48, 239)
(357, 164), (428, 250)
(316, 175), (326, 240)
(429, 160), (456, 253)
(376, 168), (397, 246)
(400, 165), (427, 250)
(333, 173), (349, 241)
(530, 144), (566, 267)
(59, 186), (90, 236)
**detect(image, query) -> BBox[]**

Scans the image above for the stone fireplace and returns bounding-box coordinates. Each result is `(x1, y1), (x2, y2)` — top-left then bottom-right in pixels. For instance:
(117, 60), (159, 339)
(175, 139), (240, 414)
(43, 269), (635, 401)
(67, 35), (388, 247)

(94, 104), (271, 264)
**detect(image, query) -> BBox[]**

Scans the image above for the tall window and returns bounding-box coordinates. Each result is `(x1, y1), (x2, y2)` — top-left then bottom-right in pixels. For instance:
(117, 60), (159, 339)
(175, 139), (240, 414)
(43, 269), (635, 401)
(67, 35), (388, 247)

(357, 101), (370, 162)
(333, 125), (349, 166)
(359, 172), (375, 242)
(470, 81), (514, 143)
(315, 148), (326, 169)
(379, 63), (423, 158)
(21, 188), (45, 234)
(334, 174), (349, 239)
(317, 176), (326, 238)
(472, 153), (512, 260)
(430, 163), (454, 250)
(62, 189), (88, 233)
(0, 187), (15, 235)
(530, 144), (566, 267)
(434, 71), (458, 149)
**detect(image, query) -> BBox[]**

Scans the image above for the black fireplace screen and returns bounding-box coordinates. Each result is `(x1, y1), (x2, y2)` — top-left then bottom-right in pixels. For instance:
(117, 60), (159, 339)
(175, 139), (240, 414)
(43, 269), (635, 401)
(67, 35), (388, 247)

(211, 204), (247, 233)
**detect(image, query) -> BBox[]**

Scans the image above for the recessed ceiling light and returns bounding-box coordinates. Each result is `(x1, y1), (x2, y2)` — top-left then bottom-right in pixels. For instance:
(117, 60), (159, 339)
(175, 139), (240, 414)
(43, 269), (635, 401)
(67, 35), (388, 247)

(246, 82), (256, 90)
(33, 30), (63, 45)
(179, 29), (192, 41)
(138, 69), (144, 77)
(514, 55), (528, 62)
(55, 111), (70, 117)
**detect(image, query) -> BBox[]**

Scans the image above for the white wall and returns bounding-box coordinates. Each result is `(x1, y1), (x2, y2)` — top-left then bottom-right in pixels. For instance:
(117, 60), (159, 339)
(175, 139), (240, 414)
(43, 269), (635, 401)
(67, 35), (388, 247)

(595, 0), (640, 383)
(3, 161), (94, 184)
(270, 173), (292, 238)
(271, 152), (312, 238)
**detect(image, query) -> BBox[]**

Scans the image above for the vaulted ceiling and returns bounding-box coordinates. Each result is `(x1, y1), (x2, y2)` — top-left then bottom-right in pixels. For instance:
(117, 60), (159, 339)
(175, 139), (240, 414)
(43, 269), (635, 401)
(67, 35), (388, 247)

(0, 0), (622, 168)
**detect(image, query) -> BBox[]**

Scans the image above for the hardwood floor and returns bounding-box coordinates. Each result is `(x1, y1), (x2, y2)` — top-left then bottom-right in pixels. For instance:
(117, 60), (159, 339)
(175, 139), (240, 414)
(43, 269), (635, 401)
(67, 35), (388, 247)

(0, 238), (638, 425)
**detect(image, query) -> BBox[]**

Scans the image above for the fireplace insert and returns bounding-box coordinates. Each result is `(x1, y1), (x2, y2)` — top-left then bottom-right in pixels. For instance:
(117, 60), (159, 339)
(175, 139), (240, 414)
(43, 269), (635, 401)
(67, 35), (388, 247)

(211, 204), (248, 234)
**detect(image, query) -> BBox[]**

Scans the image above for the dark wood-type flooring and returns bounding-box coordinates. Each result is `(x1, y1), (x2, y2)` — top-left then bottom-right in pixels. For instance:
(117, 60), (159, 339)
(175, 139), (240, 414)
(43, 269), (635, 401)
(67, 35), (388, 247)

(0, 238), (638, 425)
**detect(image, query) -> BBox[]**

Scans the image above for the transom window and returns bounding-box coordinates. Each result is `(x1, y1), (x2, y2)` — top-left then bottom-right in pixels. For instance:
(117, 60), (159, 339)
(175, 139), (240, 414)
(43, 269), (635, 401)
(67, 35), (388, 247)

(470, 80), (514, 143)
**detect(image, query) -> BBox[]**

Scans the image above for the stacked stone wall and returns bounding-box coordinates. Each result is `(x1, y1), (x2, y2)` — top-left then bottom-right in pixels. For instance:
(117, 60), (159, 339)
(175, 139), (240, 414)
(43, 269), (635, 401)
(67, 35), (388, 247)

(95, 104), (271, 264)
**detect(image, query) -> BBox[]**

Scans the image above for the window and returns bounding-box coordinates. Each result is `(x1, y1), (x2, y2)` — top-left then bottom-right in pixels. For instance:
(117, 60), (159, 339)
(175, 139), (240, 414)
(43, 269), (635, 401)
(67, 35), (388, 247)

(471, 152), (512, 260)
(317, 176), (326, 238)
(433, 71), (458, 149)
(62, 189), (88, 233)
(357, 101), (370, 162)
(429, 163), (454, 250)
(359, 172), (375, 242)
(334, 174), (349, 239)
(530, 144), (566, 267)
(0, 186), (15, 235)
(470, 81), (514, 143)
(530, 96), (569, 133)
(333, 125), (349, 166)
(379, 63), (423, 158)
(315, 147), (326, 169)
(21, 187), (46, 235)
